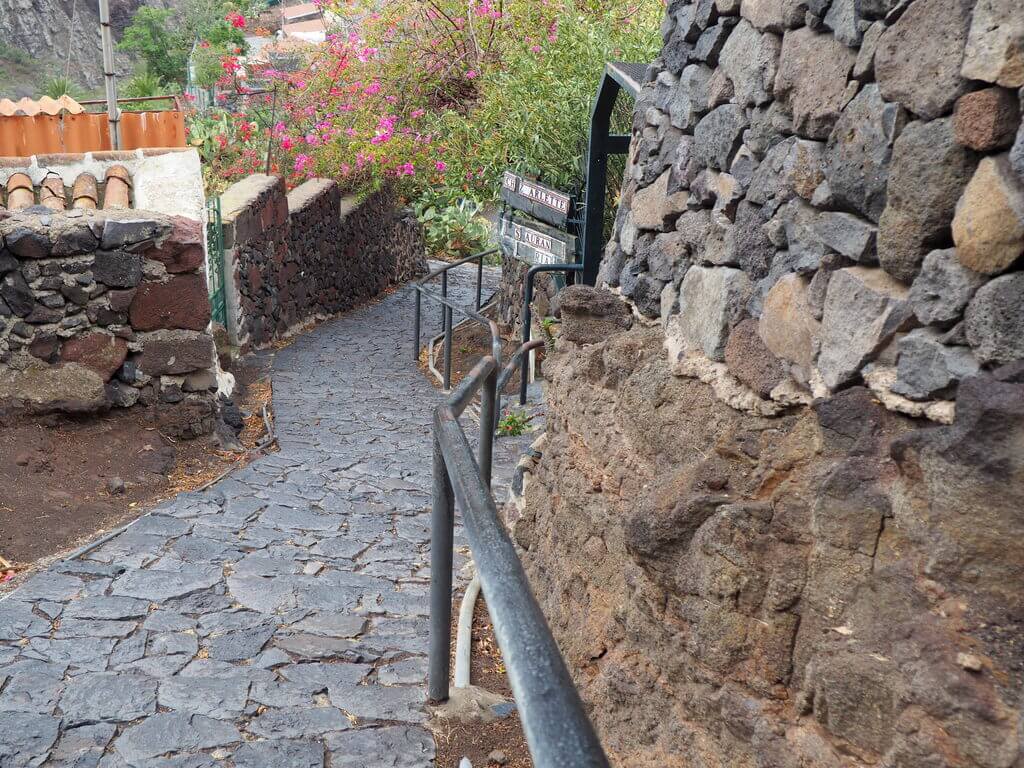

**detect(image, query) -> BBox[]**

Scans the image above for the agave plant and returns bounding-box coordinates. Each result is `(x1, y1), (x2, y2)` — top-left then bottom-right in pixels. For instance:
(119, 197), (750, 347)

(40, 76), (87, 101)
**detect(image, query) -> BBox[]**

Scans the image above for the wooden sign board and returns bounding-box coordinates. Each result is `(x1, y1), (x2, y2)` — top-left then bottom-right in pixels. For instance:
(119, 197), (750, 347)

(499, 213), (578, 266)
(500, 171), (574, 229)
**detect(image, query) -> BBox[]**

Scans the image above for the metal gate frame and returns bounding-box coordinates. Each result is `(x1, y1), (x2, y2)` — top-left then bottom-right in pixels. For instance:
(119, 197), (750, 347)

(206, 196), (228, 327)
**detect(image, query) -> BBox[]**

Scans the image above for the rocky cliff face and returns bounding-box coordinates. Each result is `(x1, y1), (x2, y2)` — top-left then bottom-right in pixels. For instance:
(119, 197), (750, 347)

(510, 0), (1024, 762)
(511, 294), (1023, 766)
(0, 0), (175, 95)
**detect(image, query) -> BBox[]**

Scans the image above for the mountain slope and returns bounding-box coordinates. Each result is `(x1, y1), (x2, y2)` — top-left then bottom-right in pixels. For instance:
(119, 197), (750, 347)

(0, 0), (178, 98)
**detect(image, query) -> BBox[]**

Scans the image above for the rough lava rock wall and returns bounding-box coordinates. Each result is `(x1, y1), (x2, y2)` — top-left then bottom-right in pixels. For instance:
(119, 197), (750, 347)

(597, 0), (1024, 420)
(0, 208), (218, 437)
(511, 0), (1024, 764)
(513, 292), (1023, 767)
(222, 175), (426, 349)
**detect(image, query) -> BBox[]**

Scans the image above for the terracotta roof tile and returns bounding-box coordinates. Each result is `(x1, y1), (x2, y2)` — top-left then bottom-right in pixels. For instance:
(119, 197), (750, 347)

(0, 167), (133, 211)
(0, 95), (85, 117)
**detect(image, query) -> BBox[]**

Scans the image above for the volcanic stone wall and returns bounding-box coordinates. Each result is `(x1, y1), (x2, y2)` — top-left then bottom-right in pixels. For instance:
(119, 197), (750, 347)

(510, 0), (1024, 766)
(222, 175), (426, 349)
(0, 209), (218, 437)
(598, 0), (1024, 419)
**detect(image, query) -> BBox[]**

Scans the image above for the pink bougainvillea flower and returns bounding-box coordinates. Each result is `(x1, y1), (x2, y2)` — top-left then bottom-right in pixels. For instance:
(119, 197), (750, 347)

(435, 161), (447, 172)
(281, 136), (295, 150)
(465, 70), (478, 79)
(294, 153), (313, 173)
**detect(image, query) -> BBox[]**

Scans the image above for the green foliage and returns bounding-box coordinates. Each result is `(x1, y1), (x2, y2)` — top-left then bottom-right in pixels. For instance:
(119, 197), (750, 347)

(118, 0), (251, 88)
(121, 69), (179, 111)
(429, 5), (660, 203)
(0, 43), (32, 68)
(118, 8), (189, 86)
(40, 76), (87, 101)
(414, 198), (492, 260)
(497, 409), (531, 437)
(541, 316), (559, 352)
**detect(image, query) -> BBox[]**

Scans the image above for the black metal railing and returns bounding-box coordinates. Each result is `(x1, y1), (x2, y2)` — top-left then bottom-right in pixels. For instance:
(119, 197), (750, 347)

(414, 257), (609, 766)
(414, 250), (498, 391)
(428, 344), (610, 768)
(518, 262), (584, 405)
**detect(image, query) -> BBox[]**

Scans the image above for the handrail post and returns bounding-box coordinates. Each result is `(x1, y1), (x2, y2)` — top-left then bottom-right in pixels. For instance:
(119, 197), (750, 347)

(413, 289), (422, 362)
(443, 305), (453, 391)
(478, 364), (497, 488)
(428, 435), (455, 703)
(519, 270), (536, 406)
(476, 254), (484, 311)
(441, 270), (449, 330)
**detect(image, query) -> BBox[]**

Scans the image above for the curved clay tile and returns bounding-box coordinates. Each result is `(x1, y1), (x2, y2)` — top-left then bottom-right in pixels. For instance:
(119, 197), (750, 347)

(0, 95), (85, 117)
(53, 95), (84, 115)
(40, 174), (67, 211)
(13, 97), (40, 116)
(103, 165), (132, 209)
(6, 173), (34, 210)
(72, 173), (99, 209)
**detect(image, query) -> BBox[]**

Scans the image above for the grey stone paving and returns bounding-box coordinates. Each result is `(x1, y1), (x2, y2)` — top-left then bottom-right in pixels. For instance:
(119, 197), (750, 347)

(0, 264), (500, 768)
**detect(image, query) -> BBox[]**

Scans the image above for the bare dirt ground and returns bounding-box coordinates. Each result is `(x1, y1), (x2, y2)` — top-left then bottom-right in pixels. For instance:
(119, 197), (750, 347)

(435, 592), (532, 768)
(0, 354), (274, 573)
(419, 316), (547, 398)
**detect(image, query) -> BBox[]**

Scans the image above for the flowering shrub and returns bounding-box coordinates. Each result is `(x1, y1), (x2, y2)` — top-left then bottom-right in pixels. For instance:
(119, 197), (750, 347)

(196, 0), (660, 252)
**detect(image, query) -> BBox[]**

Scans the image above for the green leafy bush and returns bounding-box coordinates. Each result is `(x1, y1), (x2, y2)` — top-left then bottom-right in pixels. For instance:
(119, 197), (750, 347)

(222, 0), (661, 206)
(414, 198), (492, 261)
(40, 76), (88, 101)
(0, 43), (32, 68)
(497, 409), (531, 437)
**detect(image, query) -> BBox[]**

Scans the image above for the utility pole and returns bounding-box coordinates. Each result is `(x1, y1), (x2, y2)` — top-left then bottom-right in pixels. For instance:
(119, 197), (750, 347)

(98, 0), (121, 149)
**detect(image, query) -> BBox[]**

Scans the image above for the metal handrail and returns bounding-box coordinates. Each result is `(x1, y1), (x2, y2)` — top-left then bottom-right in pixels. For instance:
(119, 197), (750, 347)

(414, 249), (500, 390)
(429, 343), (610, 768)
(519, 263), (584, 404)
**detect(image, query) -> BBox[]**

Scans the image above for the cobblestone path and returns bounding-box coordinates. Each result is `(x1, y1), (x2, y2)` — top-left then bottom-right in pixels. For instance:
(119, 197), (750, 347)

(0, 265), (499, 768)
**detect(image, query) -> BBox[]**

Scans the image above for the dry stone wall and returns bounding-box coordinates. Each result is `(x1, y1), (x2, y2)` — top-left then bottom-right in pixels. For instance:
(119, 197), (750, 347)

(511, 0), (1024, 765)
(0, 208), (218, 437)
(599, 0), (1024, 419)
(222, 175), (426, 349)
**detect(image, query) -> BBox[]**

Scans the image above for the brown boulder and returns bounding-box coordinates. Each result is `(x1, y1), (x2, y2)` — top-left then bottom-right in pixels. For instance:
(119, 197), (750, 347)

(556, 285), (633, 346)
(147, 216), (205, 273)
(952, 154), (1024, 275)
(953, 88), (1020, 151)
(136, 330), (216, 376)
(0, 361), (107, 413)
(758, 274), (820, 383)
(129, 274), (211, 332)
(724, 318), (786, 398)
(61, 332), (128, 381)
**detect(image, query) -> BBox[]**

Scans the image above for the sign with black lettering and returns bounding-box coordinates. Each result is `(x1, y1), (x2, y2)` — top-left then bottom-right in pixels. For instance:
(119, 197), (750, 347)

(500, 172), (574, 229)
(499, 213), (577, 266)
